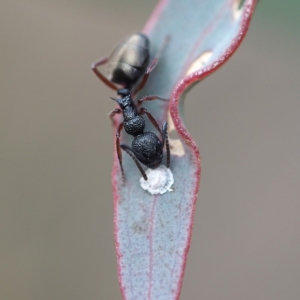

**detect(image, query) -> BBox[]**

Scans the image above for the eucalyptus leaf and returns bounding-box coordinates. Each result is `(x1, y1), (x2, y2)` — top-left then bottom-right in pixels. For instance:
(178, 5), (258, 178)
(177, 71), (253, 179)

(112, 1), (257, 299)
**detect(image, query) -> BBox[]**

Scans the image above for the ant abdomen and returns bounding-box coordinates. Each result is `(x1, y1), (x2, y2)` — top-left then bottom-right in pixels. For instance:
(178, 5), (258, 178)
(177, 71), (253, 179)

(130, 132), (163, 169)
(106, 33), (150, 87)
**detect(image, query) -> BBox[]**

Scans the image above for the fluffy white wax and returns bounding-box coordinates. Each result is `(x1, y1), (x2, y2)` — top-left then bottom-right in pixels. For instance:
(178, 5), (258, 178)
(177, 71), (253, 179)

(140, 165), (174, 195)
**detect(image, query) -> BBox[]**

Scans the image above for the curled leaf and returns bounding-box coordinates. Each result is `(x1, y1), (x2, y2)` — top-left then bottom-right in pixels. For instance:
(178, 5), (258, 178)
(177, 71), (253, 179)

(112, 0), (257, 299)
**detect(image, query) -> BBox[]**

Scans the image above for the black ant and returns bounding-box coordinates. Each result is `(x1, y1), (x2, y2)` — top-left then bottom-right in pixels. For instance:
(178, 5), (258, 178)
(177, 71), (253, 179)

(91, 33), (170, 181)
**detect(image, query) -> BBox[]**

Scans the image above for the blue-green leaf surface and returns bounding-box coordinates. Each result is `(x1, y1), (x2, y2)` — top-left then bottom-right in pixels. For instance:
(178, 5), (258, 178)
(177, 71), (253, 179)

(112, 1), (257, 299)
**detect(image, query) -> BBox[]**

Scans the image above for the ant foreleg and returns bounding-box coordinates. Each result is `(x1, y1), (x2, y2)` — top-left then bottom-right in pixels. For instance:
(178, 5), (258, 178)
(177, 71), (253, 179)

(120, 144), (148, 181)
(108, 108), (122, 126)
(91, 57), (119, 91)
(137, 95), (169, 106)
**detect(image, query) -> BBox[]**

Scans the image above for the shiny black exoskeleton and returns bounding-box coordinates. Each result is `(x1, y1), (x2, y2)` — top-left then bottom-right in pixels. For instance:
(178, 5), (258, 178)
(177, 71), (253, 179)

(91, 33), (170, 180)
(110, 88), (170, 181)
(91, 32), (168, 94)
(106, 33), (150, 88)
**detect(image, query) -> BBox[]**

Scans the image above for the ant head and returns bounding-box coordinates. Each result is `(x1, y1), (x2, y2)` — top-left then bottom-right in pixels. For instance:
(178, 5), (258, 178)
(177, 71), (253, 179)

(110, 91), (132, 109)
(117, 88), (131, 97)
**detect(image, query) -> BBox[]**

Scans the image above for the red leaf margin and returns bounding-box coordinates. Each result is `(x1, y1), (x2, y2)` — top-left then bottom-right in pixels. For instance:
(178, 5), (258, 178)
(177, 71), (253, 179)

(112, 0), (258, 299)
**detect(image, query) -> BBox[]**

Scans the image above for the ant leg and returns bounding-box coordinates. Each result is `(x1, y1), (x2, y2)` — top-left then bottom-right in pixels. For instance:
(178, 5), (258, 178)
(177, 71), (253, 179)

(137, 95), (169, 106)
(161, 122), (170, 168)
(134, 35), (170, 94)
(109, 109), (125, 180)
(139, 107), (162, 134)
(108, 108), (122, 126)
(120, 144), (148, 180)
(115, 122), (125, 181)
(91, 57), (119, 91)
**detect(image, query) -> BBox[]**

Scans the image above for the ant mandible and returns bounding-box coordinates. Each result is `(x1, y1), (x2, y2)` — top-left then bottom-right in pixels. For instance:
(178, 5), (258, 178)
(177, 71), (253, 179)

(91, 33), (170, 181)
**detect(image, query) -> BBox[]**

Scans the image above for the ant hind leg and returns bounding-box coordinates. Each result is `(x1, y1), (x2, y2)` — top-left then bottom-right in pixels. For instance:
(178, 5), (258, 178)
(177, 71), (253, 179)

(109, 109), (125, 181)
(161, 122), (170, 168)
(120, 144), (148, 181)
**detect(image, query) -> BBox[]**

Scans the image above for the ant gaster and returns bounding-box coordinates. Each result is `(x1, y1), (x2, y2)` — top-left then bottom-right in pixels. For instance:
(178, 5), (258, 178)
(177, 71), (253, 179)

(91, 33), (170, 181)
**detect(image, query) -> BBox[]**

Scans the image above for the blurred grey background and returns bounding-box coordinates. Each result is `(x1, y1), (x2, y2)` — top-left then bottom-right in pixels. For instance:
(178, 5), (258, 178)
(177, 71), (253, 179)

(1, 0), (299, 299)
